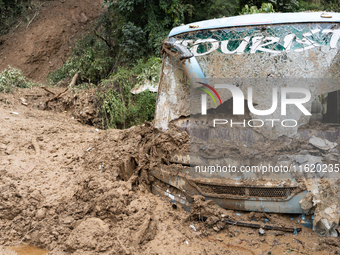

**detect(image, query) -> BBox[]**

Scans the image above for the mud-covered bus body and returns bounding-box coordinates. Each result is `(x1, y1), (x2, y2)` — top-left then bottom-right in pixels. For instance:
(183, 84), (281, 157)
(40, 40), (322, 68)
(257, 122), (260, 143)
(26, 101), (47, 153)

(152, 12), (340, 221)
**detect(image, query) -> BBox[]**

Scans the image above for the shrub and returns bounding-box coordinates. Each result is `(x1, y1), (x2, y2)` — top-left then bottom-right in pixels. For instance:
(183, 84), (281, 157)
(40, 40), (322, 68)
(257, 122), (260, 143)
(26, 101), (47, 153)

(104, 0), (195, 55)
(48, 35), (114, 84)
(240, 2), (275, 14)
(97, 57), (160, 129)
(120, 22), (147, 61)
(0, 0), (43, 36)
(48, 8), (147, 85)
(134, 57), (162, 88)
(0, 66), (34, 93)
(322, 0), (340, 12)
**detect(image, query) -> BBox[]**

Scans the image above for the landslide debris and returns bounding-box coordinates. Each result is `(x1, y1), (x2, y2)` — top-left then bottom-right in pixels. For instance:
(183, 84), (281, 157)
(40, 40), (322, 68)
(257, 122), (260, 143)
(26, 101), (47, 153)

(0, 0), (104, 83)
(0, 88), (337, 255)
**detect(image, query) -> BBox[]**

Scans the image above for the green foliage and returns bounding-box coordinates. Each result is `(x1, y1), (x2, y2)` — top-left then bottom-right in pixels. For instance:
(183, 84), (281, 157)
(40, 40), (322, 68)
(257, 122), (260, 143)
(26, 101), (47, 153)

(0, 0), (42, 36)
(100, 87), (156, 129)
(260, 2), (275, 12)
(120, 22), (147, 61)
(49, 0), (340, 131)
(294, 0), (324, 11)
(49, 6), (151, 85)
(239, 0), (299, 12)
(0, 0), (25, 34)
(241, 4), (261, 13)
(134, 57), (162, 87)
(103, 0), (241, 54)
(0, 66), (35, 93)
(104, 0), (194, 55)
(240, 2), (275, 13)
(97, 57), (160, 129)
(200, 0), (240, 19)
(48, 35), (115, 84)
(239, 0), (340, 14)
(322, 0), (340, 11)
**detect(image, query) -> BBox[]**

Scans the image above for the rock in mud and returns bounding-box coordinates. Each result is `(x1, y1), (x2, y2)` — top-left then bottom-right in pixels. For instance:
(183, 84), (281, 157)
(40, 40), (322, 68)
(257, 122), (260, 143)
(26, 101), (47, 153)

(304, 179), (340, 237)
(309, 135), (337, 151)
(65, 218), (110, 252)
(299, 192), (313, 212)
(35, 208), (46, 220)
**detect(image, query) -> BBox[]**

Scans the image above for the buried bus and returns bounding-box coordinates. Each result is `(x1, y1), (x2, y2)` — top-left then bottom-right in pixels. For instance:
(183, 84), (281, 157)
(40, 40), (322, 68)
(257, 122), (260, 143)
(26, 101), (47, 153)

(152, 12), (340, 236)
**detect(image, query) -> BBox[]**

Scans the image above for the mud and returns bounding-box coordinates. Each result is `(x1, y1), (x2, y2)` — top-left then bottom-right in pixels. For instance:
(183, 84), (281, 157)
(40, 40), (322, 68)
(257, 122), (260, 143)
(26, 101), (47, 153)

(5, 245), (48, 255)
(190, 134), (312, 161)
(0, 246), (18, 255)
(1, 2), (338, 254)
(2, 87), (100, 128)
(0, 0), (104, 83)
(0, 87), (339, 255)
(299, 121), (338, 131)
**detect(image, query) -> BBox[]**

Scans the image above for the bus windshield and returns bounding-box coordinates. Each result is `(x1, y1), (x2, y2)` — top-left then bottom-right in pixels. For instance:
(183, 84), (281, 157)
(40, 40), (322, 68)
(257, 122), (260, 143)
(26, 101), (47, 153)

(172, 23), (340, 79)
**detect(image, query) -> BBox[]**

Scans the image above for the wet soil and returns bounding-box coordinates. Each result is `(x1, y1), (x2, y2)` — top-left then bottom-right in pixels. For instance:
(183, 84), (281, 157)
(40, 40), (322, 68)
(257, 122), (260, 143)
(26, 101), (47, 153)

(1, 0), (339, 254)
(0, 0), (104, 83)
(6, 245), (48, 255)
(0, 88), (339, 255)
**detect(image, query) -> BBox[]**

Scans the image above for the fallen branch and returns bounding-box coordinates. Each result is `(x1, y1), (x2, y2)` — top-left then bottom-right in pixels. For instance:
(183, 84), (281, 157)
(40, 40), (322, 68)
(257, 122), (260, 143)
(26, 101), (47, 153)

(224, 220), (301, 233)
(40, 86), (55, 95)
(68, 73), (79, 87)
(44, 88), (69, 109)
(32, 138), (40, 155)
(14, 21), (22, 31)
(26, 11), (38, 29)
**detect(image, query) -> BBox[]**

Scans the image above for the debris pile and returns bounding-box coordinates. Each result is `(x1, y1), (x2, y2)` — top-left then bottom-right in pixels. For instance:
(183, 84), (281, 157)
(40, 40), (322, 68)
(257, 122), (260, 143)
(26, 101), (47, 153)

(1, 89), (340, 254)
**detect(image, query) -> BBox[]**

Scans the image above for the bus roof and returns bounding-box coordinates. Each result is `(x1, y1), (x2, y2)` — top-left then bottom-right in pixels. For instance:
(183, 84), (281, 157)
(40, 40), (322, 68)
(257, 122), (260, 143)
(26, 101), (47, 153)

(168, 12), (340, 37)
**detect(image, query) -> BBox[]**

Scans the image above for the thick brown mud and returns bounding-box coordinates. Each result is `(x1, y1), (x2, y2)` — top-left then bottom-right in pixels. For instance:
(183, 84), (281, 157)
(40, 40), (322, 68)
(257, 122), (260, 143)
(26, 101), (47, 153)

(6, 245), (48, 255)
(0, 88), (339, 254)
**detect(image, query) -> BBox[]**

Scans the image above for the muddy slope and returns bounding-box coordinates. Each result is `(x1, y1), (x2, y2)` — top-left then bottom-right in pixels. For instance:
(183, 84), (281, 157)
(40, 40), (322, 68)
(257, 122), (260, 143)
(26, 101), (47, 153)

(0, 89), (242, 255)
(0, 0), (104, 83)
